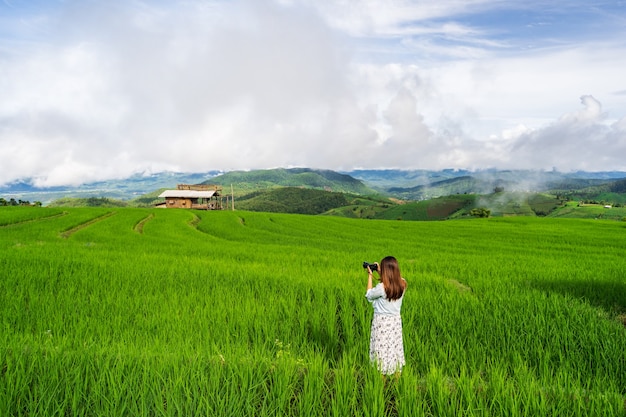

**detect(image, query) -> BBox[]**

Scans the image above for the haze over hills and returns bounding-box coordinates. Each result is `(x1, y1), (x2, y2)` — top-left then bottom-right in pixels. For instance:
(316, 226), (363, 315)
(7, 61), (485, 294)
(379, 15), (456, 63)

(2, 167), (625, 206)
(349, 169), (626, 192)
(0, 172), (222, 205)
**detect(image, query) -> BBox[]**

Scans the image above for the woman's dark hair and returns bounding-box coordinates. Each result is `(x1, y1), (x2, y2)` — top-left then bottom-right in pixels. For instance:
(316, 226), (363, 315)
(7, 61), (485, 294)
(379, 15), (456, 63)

(379, 256), (405, 301)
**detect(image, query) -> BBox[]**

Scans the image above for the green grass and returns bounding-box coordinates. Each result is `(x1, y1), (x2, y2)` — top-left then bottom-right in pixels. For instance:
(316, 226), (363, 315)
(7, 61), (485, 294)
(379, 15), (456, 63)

(235, 187), (352, 215)
(210, 168), (376, 196)
(376, 195), (476, 220)
(1, 207), (625, 416)
(550, 201), (626, 220)
(0, 206), (66, 226)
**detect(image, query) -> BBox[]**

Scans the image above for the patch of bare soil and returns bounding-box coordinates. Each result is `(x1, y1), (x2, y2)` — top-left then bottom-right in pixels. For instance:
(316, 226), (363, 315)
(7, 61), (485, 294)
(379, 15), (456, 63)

(134, 214), (154, 234)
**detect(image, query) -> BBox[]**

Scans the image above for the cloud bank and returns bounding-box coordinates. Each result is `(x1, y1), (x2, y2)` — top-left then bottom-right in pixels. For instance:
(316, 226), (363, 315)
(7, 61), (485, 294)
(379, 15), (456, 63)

(1, 0), (625, 186)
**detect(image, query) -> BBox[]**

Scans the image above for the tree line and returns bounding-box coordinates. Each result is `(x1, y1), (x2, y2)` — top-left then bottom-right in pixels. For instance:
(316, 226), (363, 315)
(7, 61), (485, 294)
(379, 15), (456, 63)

(0, 198), (42, 207)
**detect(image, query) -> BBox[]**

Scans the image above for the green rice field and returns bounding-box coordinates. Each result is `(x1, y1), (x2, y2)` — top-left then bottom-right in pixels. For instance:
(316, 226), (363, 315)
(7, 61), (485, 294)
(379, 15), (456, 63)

(1, 206), (625, 416)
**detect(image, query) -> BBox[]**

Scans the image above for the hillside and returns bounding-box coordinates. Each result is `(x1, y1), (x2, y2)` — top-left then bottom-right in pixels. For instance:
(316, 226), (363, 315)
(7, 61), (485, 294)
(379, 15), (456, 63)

(387, 176), (511, 200)
(344, 169), (467, 189)
(0, 171), (221, 205)
(5, 168), (626, 218)
(235, 187), (352, 215)
(557, 178), (626, 205)
(229, 187), (579, 221)
(208, 168), (376, 196)
(348, 169), (626, 191)
(47, 197), (129, 208)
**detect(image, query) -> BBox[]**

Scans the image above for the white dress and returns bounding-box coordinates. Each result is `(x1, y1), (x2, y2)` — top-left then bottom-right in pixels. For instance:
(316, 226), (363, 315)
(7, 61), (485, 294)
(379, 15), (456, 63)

(365, 283), (406, 374)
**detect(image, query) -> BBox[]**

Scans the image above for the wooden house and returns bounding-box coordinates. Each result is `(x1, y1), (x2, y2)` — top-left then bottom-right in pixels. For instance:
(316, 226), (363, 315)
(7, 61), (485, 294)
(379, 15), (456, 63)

(157, 184), (223, 210)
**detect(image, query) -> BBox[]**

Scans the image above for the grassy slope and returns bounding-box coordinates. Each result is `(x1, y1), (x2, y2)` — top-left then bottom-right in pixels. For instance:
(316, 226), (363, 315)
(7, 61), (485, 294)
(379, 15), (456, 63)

(204, 171), (626, 220)
(551, 178), (626, 204)
(47, 197), (129, 208)
(388, 176), (488, 200)
(235, 190), (574, 221)
(208, 168), (377, 196)
(373, 194), (476, 221)
(40, 168), (626, 221)
(1, 207), (625, 416)
(50, 186), (626, 222)
(235, 187), (353, 215)
(549, 201), (626, 220)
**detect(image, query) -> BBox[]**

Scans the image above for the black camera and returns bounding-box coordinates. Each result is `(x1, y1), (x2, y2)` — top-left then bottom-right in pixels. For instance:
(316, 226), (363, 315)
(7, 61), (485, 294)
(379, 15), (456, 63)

(363, 262), (378, 271)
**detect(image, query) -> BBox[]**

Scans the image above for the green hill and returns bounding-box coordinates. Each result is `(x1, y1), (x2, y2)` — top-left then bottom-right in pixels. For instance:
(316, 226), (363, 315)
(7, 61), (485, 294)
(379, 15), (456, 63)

(47, 197), (128, 208)
(556, 178), (626, 205)
(387, 176), (511, 200)
(127, 189), (168, 208)
(41, 168), (626, 221)
(208, 168), (376, 196)
(233, 188), (571, 221)
(235, 187), (352, 215)
(543, 178), (616, 191)
(373, 194), (476, 221)
(549, 201), (626, 220)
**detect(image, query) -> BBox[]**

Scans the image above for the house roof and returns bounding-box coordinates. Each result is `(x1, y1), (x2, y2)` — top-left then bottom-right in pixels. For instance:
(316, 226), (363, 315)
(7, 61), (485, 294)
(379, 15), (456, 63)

(158, 190), (217, 198)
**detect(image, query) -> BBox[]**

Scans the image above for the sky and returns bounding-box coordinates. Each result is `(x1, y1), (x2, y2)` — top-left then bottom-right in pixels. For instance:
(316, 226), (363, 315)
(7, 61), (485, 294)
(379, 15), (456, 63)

(1, 0), (626, 187)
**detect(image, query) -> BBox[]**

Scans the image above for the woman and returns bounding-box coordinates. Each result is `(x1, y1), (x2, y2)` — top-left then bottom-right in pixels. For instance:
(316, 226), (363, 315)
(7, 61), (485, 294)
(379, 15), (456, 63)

(365, 256), (407, 375)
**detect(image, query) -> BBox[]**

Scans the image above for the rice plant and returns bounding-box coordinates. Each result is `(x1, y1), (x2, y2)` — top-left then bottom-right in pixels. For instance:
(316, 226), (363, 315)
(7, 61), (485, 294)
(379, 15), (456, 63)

(1, 208), (625, 416)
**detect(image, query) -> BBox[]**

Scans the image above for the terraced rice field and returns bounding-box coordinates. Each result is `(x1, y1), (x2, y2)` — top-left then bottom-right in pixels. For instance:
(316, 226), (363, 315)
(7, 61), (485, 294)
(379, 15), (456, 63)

(1, 206), (625, 416)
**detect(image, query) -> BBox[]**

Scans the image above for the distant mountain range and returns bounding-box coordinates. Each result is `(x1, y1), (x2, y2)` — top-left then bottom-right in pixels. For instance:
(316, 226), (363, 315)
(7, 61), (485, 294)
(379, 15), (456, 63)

(0, 171), (222, 205)
(2, 168), (626, 205)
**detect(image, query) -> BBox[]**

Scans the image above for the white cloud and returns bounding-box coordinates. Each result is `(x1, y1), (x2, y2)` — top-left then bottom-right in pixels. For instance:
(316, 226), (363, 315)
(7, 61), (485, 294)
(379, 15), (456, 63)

(297, 0), (496, 37)
(1, 0), (626, 187)
(497, 95), (626, 171)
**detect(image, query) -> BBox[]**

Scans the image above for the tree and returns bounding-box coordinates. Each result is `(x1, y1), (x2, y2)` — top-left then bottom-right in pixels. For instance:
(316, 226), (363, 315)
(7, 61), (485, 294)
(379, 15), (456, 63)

(470, 207), (491, 218)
